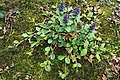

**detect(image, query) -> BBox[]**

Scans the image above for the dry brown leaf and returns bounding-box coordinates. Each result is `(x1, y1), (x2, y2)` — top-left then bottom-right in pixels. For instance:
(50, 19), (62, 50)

(71, 32), (76, 38)
(0, 68), (3, 73)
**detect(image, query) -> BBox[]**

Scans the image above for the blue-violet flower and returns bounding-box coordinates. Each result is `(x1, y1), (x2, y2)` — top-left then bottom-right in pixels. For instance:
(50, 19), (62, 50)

(77, 22), (82, 29)
(72, 6), (80, 16)
(90, 23), (96, 30)
(63, 13), (69, 24)
(58, 2), (65, 12)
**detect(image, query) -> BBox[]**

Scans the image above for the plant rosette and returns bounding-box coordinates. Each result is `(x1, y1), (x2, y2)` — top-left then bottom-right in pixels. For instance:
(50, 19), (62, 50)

(16, 1), (109, 79)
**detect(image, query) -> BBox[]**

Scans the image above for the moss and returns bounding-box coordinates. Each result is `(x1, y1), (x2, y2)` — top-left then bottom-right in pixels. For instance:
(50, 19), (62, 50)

(0, 0), (119, 79)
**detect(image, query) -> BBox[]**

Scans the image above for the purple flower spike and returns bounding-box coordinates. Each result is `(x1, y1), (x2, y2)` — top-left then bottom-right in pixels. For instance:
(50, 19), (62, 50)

(58, 2), (65, 12)
(72, 6), (80, 16)
(63, 13), (69, 24)
(90, 23), (96, 30)
(77, 22), (82, 29)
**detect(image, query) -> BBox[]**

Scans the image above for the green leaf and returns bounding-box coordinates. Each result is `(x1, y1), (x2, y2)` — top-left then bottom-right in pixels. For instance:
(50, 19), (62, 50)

(76, 16), (80, 22)
(26, 51), (32, 56)
(13, 40), (19, 44)
(58, 55), (65, 60)
(84, 40), (89, 48)
(65, 26), (71, 32)
(36, 27), (40, 31)
(51, 5), (56, 8)
(48, 39), (53, 44)
(57, 27), (64, 32)
(22, 33), (28, 37)
(107, 72), (113, 78)
(40, 63), (46, 67)
(51, 17), (55, 22)
(73, 63), (77, 68)
(81, 48), (87, 56)
(87, 17), (91, 20)
(48, 21), (53, 24)
(87, 12), (93, 17)
(96, 37), (102, 41)
(66, 47), (73, 53)
(57, 15), (63, 22)
(8, 46), (13, 49)
(45, 47), (50, 52)
(100, 43), (105, 48)
(58, 70), (63, 77)
(83, 24), (89, 32)
(98, 9), (102, 14)
(81, 14), (86, 17)
(52, 31), (55, 37)
(0, 11), (6, 18)
(53, 35), (58, 39)
(59, 71), (68, 79)
(41, 29), (48, 34)
(45, 52), (49, 55)
(100, 43), (106, 51)
(67, 20), (73, 25)
(50, 54), (55, 60)
(56, 10), (60, 15)
(102, 11), (106, 15)
(47, 60), (51, 65)
(73, 63), (81, 68)
(77, 63), (82, 67)
(43, 61), (48, 65)
(72, 38), (77, 45)
(31, 42), (38, 47)
(65, 57), (70, 64)
(61, 74), (66, 79)
(71, 55), (76, 62)
(67, 6), (72, 12)
(66, 43), (71, 47)
(40, 34), (46, 37)
(36, 24), (48, 29)
(58, 43), (64, 47)
(45, 65), (51, 72)
(37, 32), (41, 35)
(44, 36), (48, 40)
(96, 54), (101, 61)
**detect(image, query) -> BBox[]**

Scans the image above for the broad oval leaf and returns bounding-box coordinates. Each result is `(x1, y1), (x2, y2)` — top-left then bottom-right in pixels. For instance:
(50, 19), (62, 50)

(80, 48), (87, 56)
(48, 39), (53, 44)
(40, 34), (46, 37)
(40, 63), (46, 67)
(84, 40), (89, 48)
(13, 40), (19, 44)
(65, 26), (71, 32)
(73, 63), (77, 68)
(65, 57), (70, 64)
(45, 65), (51, 72)
(36, 27), (40, 31)
(22, 33), (28, 37)
(50, 54), (55, 60)
(45, 47), (50, 52)
(73, 63), (81, 68)
(58, 55), (65, 60)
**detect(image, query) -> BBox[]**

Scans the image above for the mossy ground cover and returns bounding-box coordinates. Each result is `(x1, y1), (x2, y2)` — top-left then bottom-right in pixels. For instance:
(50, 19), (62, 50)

(0, 0), (119, 80)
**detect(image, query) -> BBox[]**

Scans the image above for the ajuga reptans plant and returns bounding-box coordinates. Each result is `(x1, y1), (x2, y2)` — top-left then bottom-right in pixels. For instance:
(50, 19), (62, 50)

(16, 2), (109, 79)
